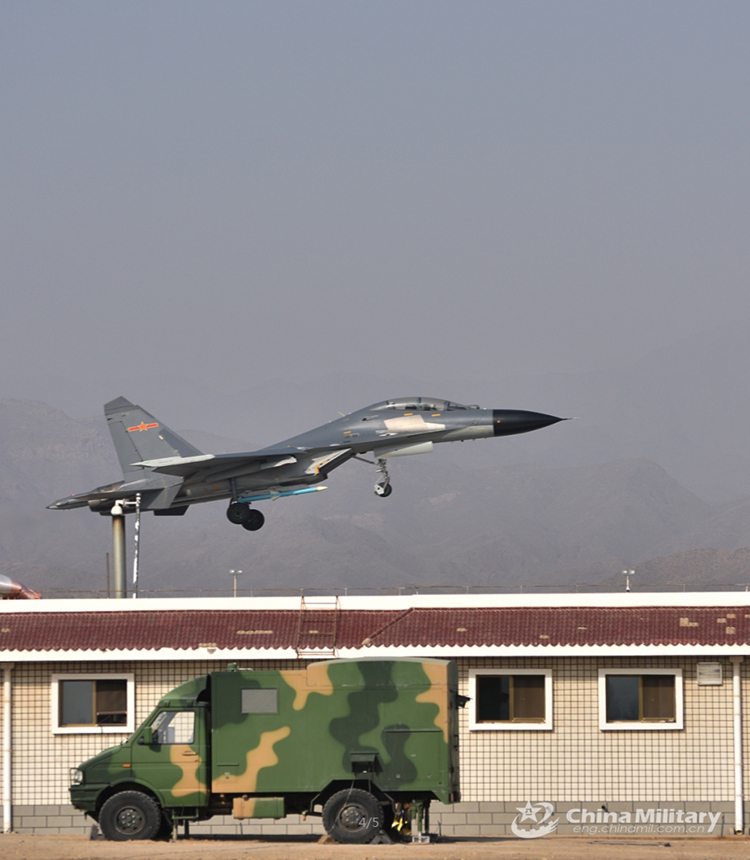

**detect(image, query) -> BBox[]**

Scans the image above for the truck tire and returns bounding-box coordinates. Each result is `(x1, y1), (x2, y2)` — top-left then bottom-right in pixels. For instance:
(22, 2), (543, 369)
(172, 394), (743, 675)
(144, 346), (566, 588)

(322, 788), (383, 844)
(99, 790), (163, 841)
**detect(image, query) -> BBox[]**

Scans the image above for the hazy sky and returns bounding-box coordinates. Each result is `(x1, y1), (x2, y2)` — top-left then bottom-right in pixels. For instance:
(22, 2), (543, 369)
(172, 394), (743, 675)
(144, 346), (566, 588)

(2, 1), (750, 417)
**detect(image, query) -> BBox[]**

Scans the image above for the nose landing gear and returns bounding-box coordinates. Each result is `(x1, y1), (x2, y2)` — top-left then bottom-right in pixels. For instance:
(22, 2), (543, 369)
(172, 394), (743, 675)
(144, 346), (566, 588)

(374, 459), (393, 497)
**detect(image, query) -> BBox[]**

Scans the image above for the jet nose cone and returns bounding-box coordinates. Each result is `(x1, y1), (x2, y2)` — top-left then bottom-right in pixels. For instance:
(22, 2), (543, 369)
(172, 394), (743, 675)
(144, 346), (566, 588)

(492, 410), (565, 436)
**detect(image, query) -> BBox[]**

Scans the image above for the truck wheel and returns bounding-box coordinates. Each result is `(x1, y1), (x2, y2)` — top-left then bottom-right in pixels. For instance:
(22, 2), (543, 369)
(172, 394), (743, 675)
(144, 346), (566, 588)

(99, 791), (162, 841)
(322, 788), (382, 844)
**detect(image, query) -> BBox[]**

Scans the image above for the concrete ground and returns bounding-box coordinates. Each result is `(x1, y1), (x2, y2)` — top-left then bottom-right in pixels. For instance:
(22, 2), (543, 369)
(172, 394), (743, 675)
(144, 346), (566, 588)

(1, 833), (750, 860)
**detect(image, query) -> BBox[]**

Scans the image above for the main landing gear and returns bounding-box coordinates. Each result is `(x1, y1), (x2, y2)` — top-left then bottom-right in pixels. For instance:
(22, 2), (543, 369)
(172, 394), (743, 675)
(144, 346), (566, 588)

(374, 458), (393, 498)
(226, 502), (265, 531)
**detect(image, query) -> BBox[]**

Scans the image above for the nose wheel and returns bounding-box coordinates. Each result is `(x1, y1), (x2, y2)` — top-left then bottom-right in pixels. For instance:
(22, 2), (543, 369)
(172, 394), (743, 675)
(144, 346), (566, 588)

(374, 459), (393, 498)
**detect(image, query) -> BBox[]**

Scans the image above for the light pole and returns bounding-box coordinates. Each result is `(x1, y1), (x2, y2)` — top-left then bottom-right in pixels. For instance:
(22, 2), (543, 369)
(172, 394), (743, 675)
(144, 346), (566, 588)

(229, 569), (243, 598)
(622, 569), (634, 592)
(111, 502), (126, 599)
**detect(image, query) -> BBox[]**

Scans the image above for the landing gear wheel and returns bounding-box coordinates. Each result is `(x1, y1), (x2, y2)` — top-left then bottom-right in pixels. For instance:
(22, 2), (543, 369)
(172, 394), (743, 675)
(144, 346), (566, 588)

(99, 791), (162, 841)
(322, 788), (383, 844)
(242, 509), (265, 531)
(374, 482), (392, 497)
(226, 502), (250, 525)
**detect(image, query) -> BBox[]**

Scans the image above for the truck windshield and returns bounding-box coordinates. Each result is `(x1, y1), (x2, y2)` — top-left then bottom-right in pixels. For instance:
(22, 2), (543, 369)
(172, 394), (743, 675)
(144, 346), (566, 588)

(151, 710), (195, 745)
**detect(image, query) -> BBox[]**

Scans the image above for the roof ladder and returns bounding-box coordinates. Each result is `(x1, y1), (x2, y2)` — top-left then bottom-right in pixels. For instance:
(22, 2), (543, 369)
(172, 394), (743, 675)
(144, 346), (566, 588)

(296, 596), (340, 659)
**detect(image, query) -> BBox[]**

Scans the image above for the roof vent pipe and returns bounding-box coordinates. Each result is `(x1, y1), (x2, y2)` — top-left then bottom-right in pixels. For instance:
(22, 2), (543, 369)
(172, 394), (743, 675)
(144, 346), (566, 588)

(0, 574), (40, 600)
(731, 656), (744, 834)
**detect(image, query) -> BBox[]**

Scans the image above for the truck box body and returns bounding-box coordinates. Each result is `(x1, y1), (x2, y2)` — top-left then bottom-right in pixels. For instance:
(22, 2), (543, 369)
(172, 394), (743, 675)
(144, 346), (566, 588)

(211, 658), (457, 801)
(70, 659), (460, 841)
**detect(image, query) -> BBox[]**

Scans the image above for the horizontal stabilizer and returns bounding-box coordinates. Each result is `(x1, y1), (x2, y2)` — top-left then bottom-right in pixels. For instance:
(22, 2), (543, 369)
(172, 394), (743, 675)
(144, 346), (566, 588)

(47, 496), (90, 510)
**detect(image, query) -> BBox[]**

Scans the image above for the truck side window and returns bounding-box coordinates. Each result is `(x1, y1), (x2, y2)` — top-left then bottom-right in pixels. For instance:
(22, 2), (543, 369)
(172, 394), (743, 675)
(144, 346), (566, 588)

(151, 710), (195, 744)
(241, 688), (278, 714)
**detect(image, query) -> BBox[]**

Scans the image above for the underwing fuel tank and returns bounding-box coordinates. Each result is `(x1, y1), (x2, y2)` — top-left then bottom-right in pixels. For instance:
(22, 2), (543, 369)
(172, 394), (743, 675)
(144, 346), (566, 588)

(378, 441), (434, 457)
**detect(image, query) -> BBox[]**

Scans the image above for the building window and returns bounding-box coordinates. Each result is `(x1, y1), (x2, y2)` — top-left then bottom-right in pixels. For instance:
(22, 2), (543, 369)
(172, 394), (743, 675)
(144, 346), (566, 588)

(598, 669), (683, 731)
(468, 669), (552, 731)
(51, 674), (135, 735)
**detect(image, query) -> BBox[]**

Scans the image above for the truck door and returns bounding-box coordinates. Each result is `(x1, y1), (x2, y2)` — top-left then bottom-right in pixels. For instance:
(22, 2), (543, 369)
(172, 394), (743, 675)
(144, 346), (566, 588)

(132, 707), (209, 807)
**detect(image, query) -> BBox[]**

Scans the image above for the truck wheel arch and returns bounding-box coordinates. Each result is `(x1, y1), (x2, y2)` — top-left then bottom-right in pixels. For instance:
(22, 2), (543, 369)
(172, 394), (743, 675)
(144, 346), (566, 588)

(98, 789), (163, 841)
(322, 788), (384, 844)
(95, 782), (161, 819)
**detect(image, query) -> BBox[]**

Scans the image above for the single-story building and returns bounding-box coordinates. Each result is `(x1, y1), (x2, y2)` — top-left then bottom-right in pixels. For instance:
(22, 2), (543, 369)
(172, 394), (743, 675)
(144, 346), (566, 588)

(1, 591), (748, 840)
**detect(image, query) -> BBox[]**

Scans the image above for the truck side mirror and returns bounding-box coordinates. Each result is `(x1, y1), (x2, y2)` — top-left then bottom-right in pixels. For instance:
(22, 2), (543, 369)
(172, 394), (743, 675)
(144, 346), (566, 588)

(137, 726), (153, 745)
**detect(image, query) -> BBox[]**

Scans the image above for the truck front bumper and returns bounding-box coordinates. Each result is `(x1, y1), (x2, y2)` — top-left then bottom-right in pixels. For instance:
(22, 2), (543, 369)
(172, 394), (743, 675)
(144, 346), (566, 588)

(69, 784), (108, 815)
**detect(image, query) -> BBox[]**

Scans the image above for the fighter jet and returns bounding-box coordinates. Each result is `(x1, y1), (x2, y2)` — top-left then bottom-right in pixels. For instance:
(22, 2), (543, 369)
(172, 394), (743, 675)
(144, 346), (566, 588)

(49, 396), (564, 531)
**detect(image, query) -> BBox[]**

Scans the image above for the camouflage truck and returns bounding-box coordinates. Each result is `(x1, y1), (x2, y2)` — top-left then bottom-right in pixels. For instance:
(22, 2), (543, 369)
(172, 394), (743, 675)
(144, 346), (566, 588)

(69, 658), (461, 843)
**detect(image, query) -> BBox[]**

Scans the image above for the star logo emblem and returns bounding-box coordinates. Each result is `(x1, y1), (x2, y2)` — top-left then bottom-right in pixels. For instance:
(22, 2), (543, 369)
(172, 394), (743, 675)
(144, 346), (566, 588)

(515, 801), (543, 822)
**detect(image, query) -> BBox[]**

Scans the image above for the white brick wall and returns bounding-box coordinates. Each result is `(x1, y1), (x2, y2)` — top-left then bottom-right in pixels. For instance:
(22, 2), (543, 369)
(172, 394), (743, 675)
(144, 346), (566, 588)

(2, 654), (743, 834)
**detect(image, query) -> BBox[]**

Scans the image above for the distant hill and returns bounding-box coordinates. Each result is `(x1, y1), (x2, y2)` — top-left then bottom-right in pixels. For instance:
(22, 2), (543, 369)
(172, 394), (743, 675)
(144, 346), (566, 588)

(601, 548), (750, 590)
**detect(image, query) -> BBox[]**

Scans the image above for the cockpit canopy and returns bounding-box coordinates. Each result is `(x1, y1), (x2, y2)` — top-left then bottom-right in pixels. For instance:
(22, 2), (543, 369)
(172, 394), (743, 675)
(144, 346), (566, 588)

(369, 397), (478, 412)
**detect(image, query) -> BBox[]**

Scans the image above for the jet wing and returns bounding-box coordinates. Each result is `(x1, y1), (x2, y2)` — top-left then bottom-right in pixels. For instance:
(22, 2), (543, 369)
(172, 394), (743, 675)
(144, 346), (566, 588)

(47, 480), (129, 510)
(133, 447), (350, 482)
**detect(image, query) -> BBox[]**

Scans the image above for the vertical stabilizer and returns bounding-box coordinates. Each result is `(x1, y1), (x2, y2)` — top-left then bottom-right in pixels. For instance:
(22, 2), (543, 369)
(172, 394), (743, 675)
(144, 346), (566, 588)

(104, 397), (202, 479)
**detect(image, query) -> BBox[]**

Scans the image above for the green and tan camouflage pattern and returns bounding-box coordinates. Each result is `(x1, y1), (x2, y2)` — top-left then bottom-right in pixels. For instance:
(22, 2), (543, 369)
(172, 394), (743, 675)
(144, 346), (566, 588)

(232, 796), (286, 819)
(70, 659), (459, 821)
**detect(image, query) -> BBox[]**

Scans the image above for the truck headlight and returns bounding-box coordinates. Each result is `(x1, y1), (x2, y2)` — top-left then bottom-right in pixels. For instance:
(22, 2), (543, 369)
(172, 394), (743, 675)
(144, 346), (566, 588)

(70, 768), (84, 785)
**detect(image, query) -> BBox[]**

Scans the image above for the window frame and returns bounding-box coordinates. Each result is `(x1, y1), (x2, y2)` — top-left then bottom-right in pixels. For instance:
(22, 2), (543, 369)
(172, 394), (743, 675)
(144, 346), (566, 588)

(51, 673), (135, 735)
(598, 668), (683, 731)
(468, 668), (553, 731)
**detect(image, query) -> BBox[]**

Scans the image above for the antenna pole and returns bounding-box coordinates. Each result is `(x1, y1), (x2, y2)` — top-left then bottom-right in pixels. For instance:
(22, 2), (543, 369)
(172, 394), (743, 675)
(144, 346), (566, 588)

(132, 493), (141, 599)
